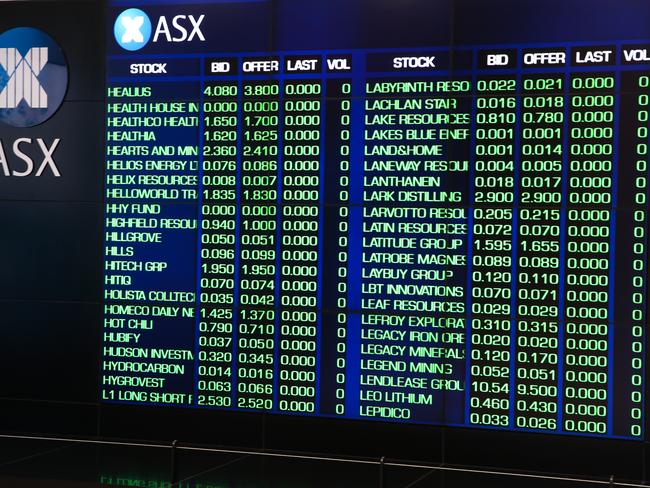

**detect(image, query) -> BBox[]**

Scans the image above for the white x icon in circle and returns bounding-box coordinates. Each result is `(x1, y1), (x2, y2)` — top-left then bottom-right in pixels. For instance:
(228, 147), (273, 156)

(121, 16), (145, 43)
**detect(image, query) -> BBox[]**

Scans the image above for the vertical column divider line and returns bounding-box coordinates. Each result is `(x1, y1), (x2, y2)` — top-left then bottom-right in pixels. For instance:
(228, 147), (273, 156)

(558, 55), (570, 433)
(193, 56), (206, 407)
(607, 65), (621, 436)
(274, 63), (284, 411)
(232, 60), (244, 410)
(464, 46), (477, 427)
(509, 48), (522, 430)
(316, 59), (326, 413)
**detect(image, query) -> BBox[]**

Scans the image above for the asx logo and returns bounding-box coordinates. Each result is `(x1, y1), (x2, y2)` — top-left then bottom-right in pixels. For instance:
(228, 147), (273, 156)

(114, 8), (205, 51)
(0, 27), (68, 128)
(0, 27), (65, 177)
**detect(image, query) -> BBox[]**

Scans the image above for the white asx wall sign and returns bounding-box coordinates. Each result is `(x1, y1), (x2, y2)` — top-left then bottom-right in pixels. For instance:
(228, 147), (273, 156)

(0, 27), (67, 177)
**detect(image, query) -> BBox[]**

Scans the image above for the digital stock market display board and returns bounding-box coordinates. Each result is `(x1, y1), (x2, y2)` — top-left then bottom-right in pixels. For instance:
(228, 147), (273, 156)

(102, 1), (649, 440)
